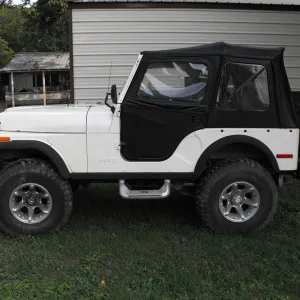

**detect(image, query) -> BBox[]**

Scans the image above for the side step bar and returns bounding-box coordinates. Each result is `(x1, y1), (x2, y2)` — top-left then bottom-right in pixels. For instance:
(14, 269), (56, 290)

(119, 179), (171, 199)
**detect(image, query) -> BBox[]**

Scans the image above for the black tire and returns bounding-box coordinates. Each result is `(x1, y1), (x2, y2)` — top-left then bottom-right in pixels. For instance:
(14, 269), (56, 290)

(70, 181), (80, 193)
(80, 182), (90, 188)
(0, 159), (73, 235)
(196, 158), (278, 234)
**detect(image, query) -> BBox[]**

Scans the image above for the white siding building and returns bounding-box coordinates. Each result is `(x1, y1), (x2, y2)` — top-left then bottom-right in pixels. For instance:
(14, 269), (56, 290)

(68, 0), (300, 104)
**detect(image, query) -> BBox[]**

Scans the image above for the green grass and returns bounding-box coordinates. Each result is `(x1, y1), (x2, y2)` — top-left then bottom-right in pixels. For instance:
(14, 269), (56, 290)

(0, 183), (300, 300)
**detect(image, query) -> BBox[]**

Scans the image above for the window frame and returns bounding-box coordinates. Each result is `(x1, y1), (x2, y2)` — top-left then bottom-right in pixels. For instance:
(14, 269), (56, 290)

(124, 57), (213, 107)
(216, 61), (271, 112)
(137, 61), (209, 104)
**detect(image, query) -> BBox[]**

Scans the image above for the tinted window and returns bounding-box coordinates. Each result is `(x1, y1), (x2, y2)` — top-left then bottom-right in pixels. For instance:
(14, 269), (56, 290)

(217, 63), (270, 111)
(138, 62), (208, 103)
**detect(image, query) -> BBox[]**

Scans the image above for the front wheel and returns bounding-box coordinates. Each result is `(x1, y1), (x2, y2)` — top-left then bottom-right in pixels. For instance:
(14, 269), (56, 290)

(196, 159), (278, 234)
(0, 159), (73, 235)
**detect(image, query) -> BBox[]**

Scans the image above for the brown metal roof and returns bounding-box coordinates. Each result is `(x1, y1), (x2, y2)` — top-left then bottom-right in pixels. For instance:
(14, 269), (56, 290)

(0, 52), (70, 73)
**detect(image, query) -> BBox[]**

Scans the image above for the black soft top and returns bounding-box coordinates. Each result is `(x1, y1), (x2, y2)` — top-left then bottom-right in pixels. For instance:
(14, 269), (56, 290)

(141, 42), (284, 60)
(134, 42), (298, 129)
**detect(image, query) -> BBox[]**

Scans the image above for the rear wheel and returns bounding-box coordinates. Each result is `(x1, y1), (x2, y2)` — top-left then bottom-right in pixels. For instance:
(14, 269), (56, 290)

(0, 159), (73, 235)
(196, 159), (278, 234)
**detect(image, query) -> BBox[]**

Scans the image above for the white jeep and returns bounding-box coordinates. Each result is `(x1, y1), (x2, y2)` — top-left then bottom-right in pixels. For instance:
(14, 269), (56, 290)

(0, 42), (298, 235)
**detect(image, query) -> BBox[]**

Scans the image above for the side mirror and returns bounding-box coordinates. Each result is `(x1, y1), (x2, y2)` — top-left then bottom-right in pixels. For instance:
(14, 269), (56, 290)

(111, 84), (118, 104)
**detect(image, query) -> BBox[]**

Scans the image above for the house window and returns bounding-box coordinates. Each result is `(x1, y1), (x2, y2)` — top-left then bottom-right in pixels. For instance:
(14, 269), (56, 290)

(32, 73), (60, 88)
(32, 74), (43, 88)
(137, 62), (208, 103)
(50, 73), (59, 86)
(217, 63), (270, 111)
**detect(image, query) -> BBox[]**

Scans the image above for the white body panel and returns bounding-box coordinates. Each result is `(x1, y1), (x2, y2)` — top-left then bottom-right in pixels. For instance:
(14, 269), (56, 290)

(87, 114), (299, 173)
(0, 104), (299, 175)
(0, 132), (73, 172)
(87, 106), (113, 133)
(0, 105), (89, 133)
(194, 129), (299, 171)
(0, 131), (87, 173)
(0, 105), (89, 173)
(47, 134), (87, 172)
(87, 132), (203, 173)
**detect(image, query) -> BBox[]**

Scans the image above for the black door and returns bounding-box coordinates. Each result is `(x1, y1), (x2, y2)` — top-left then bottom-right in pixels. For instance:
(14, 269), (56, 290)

(120, 58), (218, 161)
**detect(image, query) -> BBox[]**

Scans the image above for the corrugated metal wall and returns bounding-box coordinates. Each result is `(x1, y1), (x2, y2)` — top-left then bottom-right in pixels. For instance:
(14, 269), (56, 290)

(72, 9), (300, 104)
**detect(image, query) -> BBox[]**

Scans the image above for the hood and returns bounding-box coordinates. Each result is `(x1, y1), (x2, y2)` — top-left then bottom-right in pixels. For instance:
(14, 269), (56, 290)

(0, 105), (91, 133)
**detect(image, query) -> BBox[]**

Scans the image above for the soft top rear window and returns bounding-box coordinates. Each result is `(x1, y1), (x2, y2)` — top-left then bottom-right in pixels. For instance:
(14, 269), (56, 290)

(217, 62), (270, 111)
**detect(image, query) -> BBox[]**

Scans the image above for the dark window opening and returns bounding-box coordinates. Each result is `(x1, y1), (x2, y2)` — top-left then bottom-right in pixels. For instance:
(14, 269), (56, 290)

(32, 73), (69, 90)
(217, 63), (270, 111)
(50, 73), (59, 87)
(137, 62), (208, 103)
(32, 74), (43, 88)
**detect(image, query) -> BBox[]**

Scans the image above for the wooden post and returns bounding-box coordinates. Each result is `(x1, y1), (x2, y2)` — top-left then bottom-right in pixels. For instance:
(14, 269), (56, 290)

(42, 71), (46, 105)
(10, 71), (15, 107)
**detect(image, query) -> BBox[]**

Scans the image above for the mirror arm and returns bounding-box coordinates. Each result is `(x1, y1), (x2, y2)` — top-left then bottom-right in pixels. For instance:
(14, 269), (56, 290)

(104, 92), (115, 113)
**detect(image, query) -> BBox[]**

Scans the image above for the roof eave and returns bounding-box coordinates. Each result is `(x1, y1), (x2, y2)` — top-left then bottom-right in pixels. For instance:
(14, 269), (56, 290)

(0, 68), (70, 73)
(68, 1), (300, 11)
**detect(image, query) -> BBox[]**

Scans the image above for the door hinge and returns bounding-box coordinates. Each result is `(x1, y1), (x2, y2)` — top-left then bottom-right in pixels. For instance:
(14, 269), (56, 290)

(114, 140), (120, 150)
(114, 141), (125, 150)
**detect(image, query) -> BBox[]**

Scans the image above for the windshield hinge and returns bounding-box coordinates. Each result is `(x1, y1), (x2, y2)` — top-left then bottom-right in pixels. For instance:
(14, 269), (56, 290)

(114, 140), (125, 150)
(114, 140), (120, 150)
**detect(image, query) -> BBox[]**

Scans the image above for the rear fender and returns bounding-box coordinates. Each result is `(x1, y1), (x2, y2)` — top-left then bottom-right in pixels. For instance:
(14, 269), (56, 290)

(193, 135), (279, 180)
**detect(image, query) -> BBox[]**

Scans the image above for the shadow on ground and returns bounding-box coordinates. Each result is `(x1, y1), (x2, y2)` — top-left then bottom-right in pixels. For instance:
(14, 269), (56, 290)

(73, 184), (198, 228)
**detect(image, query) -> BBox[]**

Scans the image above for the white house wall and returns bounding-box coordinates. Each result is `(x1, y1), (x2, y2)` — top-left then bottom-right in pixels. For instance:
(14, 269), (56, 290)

(72, 8), (300, 104)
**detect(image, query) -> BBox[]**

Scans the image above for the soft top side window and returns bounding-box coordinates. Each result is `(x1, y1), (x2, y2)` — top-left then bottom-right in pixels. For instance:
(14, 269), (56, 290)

(137, 61), (208, 103)
(217, 63), (270, 111)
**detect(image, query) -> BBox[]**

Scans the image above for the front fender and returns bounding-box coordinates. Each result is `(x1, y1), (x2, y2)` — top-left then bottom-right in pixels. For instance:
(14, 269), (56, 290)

(0, 140), (71, 179)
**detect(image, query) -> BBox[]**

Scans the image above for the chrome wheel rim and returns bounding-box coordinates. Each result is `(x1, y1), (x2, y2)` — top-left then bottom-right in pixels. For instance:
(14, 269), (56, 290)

(219, 181), (260, 223)
(9, 183), (52, 224)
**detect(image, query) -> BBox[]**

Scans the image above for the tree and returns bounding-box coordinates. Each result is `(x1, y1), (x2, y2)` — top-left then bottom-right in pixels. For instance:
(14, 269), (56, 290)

(21, 6), (45, 51)
(34, 0), (69, 51)
(0, 6), (28, 53)
(0, 0), (69, 54)
(0, 37), (14, 68)
(0, 0), (12, 8)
